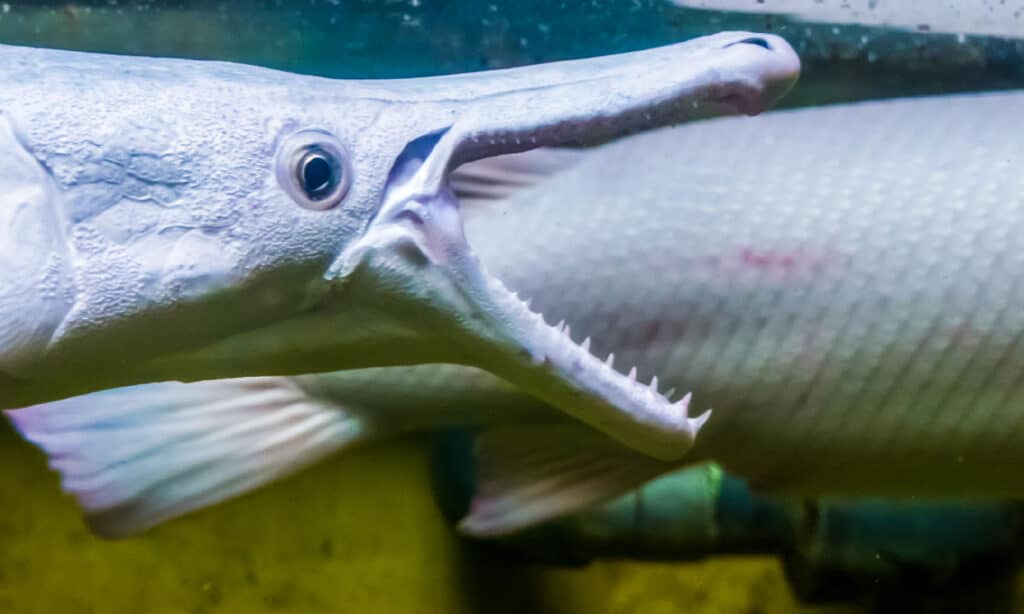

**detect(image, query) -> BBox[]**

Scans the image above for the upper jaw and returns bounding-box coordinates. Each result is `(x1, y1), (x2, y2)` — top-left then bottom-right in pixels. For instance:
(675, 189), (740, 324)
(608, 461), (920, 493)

(364, 31), (801, 193)
(334, 32), (801, 460)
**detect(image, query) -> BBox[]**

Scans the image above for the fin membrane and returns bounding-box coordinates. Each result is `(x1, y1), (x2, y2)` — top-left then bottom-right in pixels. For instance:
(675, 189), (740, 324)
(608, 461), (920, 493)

(459, 424), (669, 537)
(451, 147), (584, 207)
(6, 377), (366, 537)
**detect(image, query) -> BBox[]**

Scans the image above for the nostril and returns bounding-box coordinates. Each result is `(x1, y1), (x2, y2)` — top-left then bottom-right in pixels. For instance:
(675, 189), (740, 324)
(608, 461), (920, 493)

(726, 37), (773, 51)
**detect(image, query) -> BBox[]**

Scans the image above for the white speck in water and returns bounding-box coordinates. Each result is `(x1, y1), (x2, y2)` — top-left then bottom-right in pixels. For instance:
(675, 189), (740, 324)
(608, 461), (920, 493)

(1, 4), (9, 13)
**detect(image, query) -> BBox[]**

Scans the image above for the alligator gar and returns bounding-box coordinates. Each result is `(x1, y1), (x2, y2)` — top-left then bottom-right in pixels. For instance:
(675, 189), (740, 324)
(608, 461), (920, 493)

(0, 33), (799, 459)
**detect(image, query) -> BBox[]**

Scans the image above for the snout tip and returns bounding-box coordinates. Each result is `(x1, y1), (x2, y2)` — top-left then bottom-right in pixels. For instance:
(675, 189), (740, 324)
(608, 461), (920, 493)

(715, 32), (802, 112)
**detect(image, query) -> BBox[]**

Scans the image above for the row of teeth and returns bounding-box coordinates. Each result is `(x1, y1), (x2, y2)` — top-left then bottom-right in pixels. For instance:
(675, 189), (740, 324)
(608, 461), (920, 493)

(553, 317), (681, 398)
(513, 290), (711, 433)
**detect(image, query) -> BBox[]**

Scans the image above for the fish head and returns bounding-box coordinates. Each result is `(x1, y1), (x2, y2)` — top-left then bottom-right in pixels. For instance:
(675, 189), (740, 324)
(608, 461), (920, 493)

(1, 33), (799, 457)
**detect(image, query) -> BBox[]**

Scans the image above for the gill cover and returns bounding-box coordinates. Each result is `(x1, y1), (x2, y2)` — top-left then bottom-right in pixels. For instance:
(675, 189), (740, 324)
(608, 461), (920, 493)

(0, 112), (73, 377)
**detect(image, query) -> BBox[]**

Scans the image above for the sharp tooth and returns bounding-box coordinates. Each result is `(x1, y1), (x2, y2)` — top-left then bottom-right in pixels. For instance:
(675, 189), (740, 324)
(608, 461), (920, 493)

(556, 319), (565, 333)
(676, 392), (693, 411)
(581, 337), (591, 352)
(525, 297), (533, 310)
(605, 353), (615, 368)
(689, 408), (712, 431)
(665, 387), (677, 400)
(628, 366), (637, 383)
(564, 324), (572, 339)
(649, 376), (659, 393)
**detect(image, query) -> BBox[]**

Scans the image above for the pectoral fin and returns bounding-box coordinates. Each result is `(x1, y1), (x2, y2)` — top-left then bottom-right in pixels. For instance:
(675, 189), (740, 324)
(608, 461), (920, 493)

(6, 377), (369, 537)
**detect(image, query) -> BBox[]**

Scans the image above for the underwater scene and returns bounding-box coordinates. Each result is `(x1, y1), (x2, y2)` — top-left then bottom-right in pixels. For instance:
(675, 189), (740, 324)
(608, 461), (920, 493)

(1, 1), (1023, 612)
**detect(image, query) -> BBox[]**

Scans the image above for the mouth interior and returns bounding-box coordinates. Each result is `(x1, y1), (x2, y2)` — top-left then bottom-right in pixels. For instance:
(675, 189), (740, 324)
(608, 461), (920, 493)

(356, 135), (712, 461)
(458, 217), (711, 461)
(337, 29), (799, 459)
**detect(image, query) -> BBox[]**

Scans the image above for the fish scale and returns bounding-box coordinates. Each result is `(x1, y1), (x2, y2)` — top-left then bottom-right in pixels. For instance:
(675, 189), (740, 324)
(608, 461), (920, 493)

(462, 90), (1024, 495)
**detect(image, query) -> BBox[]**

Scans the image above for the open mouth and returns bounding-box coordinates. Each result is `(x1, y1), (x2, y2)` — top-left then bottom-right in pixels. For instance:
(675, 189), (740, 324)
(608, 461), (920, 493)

(328, 176), (710, 461)
(329, 32), (801, 460)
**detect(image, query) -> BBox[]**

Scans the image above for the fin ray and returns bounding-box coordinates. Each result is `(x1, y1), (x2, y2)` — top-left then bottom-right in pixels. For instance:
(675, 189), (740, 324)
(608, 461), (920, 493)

(451, 148), (584, 206)
(458, 424), (669, 536)
(7, 377), (367, 537)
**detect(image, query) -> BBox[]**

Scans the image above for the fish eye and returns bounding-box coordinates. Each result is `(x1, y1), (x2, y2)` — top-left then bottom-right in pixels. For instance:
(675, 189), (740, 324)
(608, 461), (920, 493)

(276, 129), (352, 210)
(300, 150), (334, 197)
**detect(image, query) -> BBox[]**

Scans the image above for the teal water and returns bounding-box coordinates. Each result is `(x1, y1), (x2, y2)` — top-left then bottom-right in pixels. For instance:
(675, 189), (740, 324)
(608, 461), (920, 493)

(0, 1), (1020, 102)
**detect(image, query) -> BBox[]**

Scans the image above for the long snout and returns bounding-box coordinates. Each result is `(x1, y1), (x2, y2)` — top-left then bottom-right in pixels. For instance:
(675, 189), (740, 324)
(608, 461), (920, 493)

(371, 32), (801, 177)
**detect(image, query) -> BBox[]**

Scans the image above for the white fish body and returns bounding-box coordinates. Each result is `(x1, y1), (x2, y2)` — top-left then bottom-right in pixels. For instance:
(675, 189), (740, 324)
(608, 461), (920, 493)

(671, 0), (1024, 38)
(16, 90), (1024, 537)
(467, 90), (1024, 495)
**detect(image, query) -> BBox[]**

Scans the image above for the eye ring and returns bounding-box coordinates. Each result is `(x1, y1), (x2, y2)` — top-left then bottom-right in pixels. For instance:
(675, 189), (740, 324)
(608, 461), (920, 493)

(275, 129), (352, 210)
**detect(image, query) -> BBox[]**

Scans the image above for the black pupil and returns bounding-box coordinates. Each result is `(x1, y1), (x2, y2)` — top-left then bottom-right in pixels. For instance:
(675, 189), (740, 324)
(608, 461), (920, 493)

(301, 151), (335, 198)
